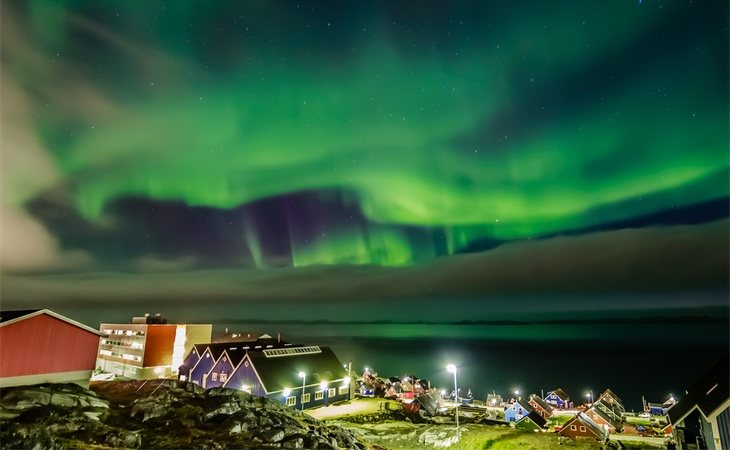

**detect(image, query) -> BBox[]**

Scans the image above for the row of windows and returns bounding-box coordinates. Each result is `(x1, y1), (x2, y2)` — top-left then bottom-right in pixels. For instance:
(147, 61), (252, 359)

(288, 386), (349, 405)
(263, 346), (322, 358)
(210, 372), (228, 383)
(99, 349), (142, 362)
(102, 329), (146, 337)
(100, 339), (144, 349)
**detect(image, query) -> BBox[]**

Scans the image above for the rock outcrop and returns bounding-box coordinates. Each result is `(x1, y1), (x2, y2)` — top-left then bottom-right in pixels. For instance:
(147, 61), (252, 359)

(0, 382), (373, 449)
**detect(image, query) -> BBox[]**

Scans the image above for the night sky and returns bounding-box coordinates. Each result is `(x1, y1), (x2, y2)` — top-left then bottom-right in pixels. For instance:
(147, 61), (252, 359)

(1, 1), (728, 325)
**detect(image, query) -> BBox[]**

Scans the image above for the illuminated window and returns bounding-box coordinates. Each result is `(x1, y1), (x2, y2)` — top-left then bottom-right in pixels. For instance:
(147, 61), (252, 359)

(220, 373), (228, 382)
(328, 388), (336, 397)
(211, 372), (218, 381)
(339, 386), (348, 395)
(286, 397), (296, 406)
(302, 393), (310, 403)
(315, 391), (324, 400)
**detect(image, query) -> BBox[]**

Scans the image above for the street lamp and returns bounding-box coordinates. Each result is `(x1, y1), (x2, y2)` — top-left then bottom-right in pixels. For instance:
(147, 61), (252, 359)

(298, 371), (306, 411)
(514, 389), (520, 398)
(446, 364), (460, 442)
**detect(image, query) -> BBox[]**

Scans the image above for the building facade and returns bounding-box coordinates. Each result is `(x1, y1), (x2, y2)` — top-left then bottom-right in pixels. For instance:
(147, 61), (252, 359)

(0, 309), (101, 387)
(505, 398), (534, 422)
(180, 341), (351, 410)
(545, 388), (572, 409)
(96, 314), (211, 379)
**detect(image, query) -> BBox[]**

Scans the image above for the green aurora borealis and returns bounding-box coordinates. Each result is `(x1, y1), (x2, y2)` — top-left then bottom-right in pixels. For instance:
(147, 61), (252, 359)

(1, 0), (728, 318)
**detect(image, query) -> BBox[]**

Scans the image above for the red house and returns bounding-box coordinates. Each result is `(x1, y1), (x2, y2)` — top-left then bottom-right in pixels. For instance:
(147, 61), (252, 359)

(0, 309), (102, 387)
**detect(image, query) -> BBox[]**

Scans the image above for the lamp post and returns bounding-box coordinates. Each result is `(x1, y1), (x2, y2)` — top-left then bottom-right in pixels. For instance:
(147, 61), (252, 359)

(298, 371), (306, 411)
(446, 364), (460, 442)
(586, 390), (593, 404)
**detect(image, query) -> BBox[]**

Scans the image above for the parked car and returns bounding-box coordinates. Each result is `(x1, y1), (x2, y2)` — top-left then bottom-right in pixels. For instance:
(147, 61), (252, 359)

(638, 412), (651, 418)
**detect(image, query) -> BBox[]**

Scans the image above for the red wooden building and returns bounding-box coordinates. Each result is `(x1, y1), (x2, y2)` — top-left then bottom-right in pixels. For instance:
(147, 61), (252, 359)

(0, 309), (102, 387)
(559, 412), (609, 442)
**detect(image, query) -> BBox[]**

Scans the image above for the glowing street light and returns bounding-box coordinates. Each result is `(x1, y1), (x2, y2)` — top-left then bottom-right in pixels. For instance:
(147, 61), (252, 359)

(514, 389), (520, 397)
(298, 371), (306, 411)
(585, 390), (594, 403)
(446, 364), (460, 442)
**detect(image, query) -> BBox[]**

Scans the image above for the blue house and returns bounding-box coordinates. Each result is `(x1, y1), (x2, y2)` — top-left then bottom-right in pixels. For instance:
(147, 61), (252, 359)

(545, 388), (572, 409)
(205, 348), (247, 389)
(188, 346), (227, 387)
(505, 398), (535, 422)
(223, 345), (350, 410)
(179, 345), (202, 381)
(179, 340), (351, 410)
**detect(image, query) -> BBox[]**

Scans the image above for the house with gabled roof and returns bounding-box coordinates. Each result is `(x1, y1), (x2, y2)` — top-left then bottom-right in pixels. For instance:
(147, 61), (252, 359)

(188, 345), (228, 386)
(593, 397), (624, 426)
(505, 398), (535, 422)
(0, 309), (102, 387)
(545, 388), (572, 409)
(597, 388), (625, 414)
(516, 410), (547, 432)
(486, 393), (503, 406)
(222, 345), (350, 410)
(666, 353), (729, 450)
(559, 412), (609, 442)
(529, 394), (554, 418)
(204, 347), (247, 388)
(585, 404), (621, 433)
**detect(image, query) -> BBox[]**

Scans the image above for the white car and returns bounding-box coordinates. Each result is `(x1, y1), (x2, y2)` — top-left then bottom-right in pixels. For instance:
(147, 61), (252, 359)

(638, 412), (651, 418)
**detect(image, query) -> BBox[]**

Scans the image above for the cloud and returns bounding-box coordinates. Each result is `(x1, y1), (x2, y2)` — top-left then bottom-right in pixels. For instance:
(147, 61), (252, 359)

(0, 71), (93, 272)
(1, 221), (726, 320)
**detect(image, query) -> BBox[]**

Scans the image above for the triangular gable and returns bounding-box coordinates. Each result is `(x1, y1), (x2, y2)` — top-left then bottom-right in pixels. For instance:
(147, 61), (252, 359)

(529, 394), (554, 413)
(522, 411), (547, 428)
(0, 309), (102, 335)
(189, 347), (218, 376)
(548, 388), (570, 401)
(223, 353), (269, 393)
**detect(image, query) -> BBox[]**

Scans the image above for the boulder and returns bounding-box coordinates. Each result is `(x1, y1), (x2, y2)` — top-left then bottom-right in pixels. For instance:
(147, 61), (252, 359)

(260, 427), (285, 443)
(105, 430), (142, 448)
(204, 400), (241, 418)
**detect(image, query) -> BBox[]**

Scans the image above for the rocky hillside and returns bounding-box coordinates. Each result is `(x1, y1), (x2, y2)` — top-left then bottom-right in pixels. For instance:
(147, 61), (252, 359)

(0, 382), (376, 449)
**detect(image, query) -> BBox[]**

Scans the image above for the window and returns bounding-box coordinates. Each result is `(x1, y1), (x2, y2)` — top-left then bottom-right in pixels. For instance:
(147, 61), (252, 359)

(219, 373), (228, 383)
(579, 426), (586, 432)
(339, 386), (348, 395)
(286, 396), (296, 406)
(301, 393), (310, 403)
(211, 372), (218, 381)
(570, 425), (577, 431)
(315, 391), (324, 400)
(328, 388), (336, 398)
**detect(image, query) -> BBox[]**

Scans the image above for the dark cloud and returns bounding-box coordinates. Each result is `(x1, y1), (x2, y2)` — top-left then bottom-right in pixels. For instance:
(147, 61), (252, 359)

(2, 221), (727, 323)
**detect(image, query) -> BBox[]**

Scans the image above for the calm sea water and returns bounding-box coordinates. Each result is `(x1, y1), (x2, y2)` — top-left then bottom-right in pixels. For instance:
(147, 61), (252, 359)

(218, 322), (728, 411)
